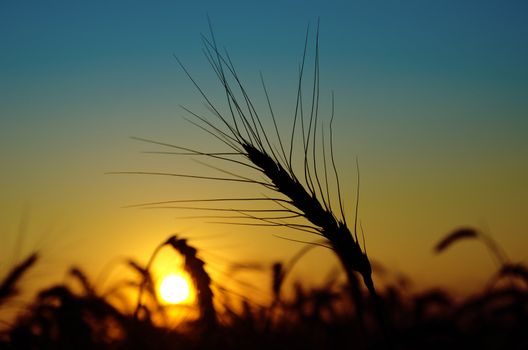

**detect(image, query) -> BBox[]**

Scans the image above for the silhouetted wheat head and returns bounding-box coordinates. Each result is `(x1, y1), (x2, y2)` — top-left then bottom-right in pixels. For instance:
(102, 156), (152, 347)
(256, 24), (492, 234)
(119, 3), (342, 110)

(434, 227), (509, 266)
(436, 227), (528, 293)
(0, 252), (38, 308)
(167, 236), (216, 329)
(135, 235), (216, 329)
(112, 20), (391, 342)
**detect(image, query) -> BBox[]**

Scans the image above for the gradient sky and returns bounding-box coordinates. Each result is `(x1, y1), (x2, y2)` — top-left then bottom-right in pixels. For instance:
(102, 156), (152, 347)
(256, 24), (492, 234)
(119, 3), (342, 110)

(1, 0), (527, 301)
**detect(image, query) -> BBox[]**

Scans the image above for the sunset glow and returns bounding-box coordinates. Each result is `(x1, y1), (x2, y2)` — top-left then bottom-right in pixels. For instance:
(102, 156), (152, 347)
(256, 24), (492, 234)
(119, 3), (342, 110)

(2, 2), (528, 348)
(159, 274), (192, 304)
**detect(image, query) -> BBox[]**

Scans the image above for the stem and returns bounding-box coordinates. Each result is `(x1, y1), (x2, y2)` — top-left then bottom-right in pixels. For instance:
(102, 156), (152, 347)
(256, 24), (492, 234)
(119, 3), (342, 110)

(363, 274), (393, 349)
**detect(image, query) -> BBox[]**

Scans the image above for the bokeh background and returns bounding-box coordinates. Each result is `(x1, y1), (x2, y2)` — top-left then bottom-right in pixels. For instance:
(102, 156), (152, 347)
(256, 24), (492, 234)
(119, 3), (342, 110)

(1, 0), (527, 303)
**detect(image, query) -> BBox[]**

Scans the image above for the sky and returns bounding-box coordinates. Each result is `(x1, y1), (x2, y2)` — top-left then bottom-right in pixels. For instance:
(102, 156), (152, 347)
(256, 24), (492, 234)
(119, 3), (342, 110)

(1, 0), (527, 302)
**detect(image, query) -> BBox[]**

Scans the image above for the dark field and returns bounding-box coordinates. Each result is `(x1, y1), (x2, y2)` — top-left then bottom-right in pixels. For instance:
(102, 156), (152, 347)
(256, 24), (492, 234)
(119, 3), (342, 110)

(1, 233), (528, 350)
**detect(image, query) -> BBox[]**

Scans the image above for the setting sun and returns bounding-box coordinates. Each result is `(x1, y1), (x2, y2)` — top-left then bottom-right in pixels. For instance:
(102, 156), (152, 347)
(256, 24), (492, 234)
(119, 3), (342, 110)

(159, 274), (192, 304)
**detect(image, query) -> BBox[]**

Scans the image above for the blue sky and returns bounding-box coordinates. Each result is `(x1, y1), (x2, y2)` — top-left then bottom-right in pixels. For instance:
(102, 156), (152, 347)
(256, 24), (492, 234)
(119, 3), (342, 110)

(1, 0), (527, 296)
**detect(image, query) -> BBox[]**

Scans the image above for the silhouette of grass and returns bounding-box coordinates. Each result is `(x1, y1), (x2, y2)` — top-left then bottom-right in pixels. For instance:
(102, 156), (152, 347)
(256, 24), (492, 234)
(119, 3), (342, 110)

(0, 252), (38, 308)
(135, 235), (216, 329)
(1, 244), (527, 349)
(434, 228), (479, 253)
(166, 236), (216, 329)
(498, 263), (528, 286)
(112, 19), (391, 343)
(434, 227), (508, 266)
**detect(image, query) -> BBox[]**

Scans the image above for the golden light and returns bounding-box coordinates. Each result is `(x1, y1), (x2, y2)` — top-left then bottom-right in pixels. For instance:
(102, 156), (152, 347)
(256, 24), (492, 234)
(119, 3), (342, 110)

(159, 274), (192, 304)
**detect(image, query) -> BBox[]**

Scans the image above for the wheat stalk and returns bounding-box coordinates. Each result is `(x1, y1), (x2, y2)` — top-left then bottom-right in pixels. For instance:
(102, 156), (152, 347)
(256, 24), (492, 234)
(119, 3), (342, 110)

(134, 235), (216, 329)
(166, 236), (216, 329)
(434, 227), (508, 266)
(0, 252), (38, 307)
(118, 20), (390, 343)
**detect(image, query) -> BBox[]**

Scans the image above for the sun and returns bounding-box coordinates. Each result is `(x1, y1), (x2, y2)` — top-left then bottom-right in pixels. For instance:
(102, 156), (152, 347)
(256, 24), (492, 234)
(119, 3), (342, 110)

(159, 274), (192, 304)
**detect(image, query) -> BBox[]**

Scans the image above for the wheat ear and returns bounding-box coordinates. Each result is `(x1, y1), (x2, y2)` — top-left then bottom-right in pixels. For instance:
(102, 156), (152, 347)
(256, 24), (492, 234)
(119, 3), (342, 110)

(134, 235), (216, 329)
(122, 20), (389, 343)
